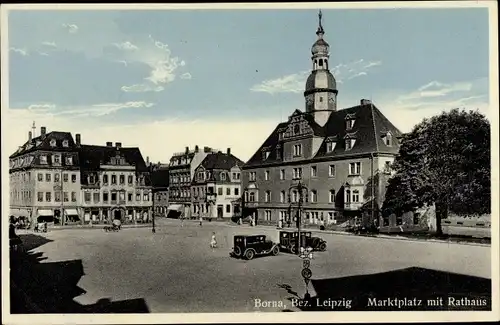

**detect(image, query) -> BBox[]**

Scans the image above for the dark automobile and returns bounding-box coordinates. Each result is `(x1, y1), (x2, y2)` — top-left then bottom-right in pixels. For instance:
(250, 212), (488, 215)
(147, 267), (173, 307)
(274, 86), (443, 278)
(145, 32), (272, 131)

(279, 231), (327, 253)
(232, 235), (280, 260)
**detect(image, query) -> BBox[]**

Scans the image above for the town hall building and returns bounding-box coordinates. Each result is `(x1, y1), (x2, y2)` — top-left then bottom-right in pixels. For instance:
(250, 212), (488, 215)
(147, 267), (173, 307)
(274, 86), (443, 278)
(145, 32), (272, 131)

(242, 11), (402, 228)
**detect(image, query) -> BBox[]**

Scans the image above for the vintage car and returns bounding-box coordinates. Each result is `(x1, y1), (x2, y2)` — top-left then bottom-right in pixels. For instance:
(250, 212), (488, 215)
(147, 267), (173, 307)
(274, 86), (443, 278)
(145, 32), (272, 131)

(231, 235), (280, 260)
(279, 230), (327, 253)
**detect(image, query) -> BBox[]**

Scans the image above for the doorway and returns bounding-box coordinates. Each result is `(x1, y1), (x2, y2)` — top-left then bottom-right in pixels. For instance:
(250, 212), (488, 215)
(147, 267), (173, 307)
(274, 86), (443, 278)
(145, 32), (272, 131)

(217, 205), (223, 219)
(114, 209), (122, 221)
(53, 209), (61, 225)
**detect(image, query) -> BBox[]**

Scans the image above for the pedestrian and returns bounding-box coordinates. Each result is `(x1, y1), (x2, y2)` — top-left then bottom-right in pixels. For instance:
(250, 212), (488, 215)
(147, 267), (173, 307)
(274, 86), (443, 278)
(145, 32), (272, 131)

(210, 232), (217, 249)
(199, 215), (203, 227)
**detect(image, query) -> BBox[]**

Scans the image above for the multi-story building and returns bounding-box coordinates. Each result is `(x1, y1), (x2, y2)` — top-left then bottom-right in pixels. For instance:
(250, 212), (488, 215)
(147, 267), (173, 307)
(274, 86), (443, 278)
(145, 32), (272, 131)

(191, 149), (244, 220)
(242, 11), (401, 227)
(167, 145), (217, 218)
(150, 163), (170, 217)
(9, 126), (81, 225)
(9, 126), (152, 227)
(78, 140), (153, 225)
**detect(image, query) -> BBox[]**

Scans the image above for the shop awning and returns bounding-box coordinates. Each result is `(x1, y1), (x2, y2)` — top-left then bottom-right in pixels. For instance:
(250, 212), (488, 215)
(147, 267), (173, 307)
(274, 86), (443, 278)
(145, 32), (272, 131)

(11, 209), (30, 217)
(64, 209), (79, 216)
(167, 204), (183, 212)
(37, 209), (53, 217)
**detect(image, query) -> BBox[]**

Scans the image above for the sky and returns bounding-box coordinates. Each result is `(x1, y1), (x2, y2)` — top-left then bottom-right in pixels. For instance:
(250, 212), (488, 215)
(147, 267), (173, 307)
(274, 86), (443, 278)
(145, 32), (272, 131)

(3, 4), (492, 163)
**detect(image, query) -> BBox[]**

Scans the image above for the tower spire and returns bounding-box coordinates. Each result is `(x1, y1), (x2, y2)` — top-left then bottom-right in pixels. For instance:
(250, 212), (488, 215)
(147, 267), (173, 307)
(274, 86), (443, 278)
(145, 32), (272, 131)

(316, 9), (324, 37)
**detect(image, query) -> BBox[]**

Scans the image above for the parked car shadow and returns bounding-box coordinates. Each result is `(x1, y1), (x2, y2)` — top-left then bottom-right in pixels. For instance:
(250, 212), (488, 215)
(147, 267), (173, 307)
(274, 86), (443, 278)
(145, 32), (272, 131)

(10, 234), (150, 314)
(291, 266), (491, 311)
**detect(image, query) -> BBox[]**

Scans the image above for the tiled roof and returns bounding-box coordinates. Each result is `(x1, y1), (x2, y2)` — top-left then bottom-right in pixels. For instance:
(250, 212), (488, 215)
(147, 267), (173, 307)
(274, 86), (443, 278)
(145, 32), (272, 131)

(9, 131), (77, 158)
(201, 152), (245, 170)
(244, 102), (402, 168)
(78, 145), (149, 172)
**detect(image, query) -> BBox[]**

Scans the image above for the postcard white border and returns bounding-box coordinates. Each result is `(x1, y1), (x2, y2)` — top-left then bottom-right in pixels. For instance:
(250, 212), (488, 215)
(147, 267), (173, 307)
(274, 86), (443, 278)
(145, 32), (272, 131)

(1, 1), (499, 324)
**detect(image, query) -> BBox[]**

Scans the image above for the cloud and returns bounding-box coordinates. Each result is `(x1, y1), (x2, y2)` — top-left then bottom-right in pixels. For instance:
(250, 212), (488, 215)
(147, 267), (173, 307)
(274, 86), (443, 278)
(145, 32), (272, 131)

(9, 47), (28, 56)
(4, 107), (277, 164)
(41, 41), (57, 48)
(121, 84), (164, 93)
(62, 23), (79, 33)
(399, 80), (474, 101)
(180, 72), (192, 80)
(113, 41), (139, 51)
(251, 59), (382, 94)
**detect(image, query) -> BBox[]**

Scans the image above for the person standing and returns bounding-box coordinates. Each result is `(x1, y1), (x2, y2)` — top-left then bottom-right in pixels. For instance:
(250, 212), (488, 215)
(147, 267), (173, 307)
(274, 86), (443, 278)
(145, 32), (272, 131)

(210, 232), (217, 249)
(199, 215), (203, 227)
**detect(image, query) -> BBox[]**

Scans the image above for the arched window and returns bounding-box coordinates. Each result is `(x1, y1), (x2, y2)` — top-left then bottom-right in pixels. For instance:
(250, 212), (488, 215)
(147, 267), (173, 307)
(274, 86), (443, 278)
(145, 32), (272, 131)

(319, 59), (323, 67)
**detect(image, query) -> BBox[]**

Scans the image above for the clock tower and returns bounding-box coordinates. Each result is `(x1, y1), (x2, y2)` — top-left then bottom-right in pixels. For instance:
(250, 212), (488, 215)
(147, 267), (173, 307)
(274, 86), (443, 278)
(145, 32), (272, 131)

(304, 10), (338, 127)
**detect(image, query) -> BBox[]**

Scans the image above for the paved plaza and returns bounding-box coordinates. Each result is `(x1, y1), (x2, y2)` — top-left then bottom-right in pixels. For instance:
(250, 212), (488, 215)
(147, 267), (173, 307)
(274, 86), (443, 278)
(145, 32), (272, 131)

(11, 219), (492, 313)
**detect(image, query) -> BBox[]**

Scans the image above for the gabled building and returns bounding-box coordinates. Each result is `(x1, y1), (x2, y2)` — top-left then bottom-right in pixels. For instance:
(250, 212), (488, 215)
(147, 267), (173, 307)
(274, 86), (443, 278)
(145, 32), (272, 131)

(192, 149), (244, 220)
(78, 141), (152, 225)
(150, 163), (170, 217)
(9, 126), (81, 225)
(242, 11), (402, 227)
(167, 145), (218, 218)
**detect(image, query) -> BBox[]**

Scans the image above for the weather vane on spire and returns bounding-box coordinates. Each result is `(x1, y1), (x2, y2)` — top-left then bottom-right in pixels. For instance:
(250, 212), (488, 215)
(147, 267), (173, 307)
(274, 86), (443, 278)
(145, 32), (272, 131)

(316, 9), (324, 36)
(319, 9), (323, 27)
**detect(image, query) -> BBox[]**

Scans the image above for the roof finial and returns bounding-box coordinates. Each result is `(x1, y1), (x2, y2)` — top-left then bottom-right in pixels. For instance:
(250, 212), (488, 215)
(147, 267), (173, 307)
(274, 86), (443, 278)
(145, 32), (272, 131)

(319, 9), (323, 27)
(316, 9), (325, 37)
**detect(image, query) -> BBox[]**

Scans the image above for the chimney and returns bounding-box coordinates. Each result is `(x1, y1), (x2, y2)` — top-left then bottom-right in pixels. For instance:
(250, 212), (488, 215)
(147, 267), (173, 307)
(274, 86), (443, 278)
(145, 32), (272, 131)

(75, 134), (81, 146)
(106, 142), (113, 147)
(40, 126), (46, 137)
(185, 146), (189, 154)
(115, 142), (122, 149)
(360, 99), (372, 105)
(28, 131), (32, 141)
(204, 146), (210, 153)
(227, 148), (231, 155)
(195, 145), (199, 153)
(146, 156), (150, 165)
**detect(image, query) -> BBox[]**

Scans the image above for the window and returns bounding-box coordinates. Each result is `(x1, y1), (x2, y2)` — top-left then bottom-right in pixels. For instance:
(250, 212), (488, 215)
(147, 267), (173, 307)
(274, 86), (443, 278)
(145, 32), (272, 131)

(352, 190), (360, 202)
(218, 187), (223, 196)
(128, 193), (133, 201)
(311, 166), (317, 177)
(385, 133), (393, 146)
(310, 190), (318, 203)
(345, 190), (351, 203)
(226, 188), (231, 195)
(329, 165), (336, 177)
(263, 151), (270, 160)
(143, 193), (149, 201)
(280, 169), (285, 180)
(329, 190), (335, 203)
(265, 191), (271, 202)
(292, 190), (298, 203)
(328, 212), (337, 224)
(128, 175), (133, 184)
(45, 173), (51, 182)
(55, 192), (61, 202)
(63, 140), (69, 147)
(234, 188), (239, 196)
(120, 175), (125, 184)
(276, 147), (282, 160)
(226, 204), (231, 213)
(103, 174), (108, 184)
(319, 96), (323, 102)
(265, 170), (270, 180)
(280, 191), (286, 203)
(249, 192), (255, 202)
(38, 192), (43, 202)
(93, 193), (99, 203)
(326, 141), (336, 152)
(293, 144), (302, 157)
(219, 172), (226, 181)
(384, 161), (392, 174)
(63, 173), (68, 182)
(89, 175), (95, 184)
(40, 155), (47, 164)
(64, 192), (69, 202)
(53, 155), (61, 164)
(349, 162), (361, 175)
(55, 173), (60, 182)
(50, 139), (56, 147)
(346, 119), (355, 130)
(71, 192), (77, 202)
(293, 168), (302, 180)
(345, 139), (354, 150)
(111, 175), (117, 184)
(66, 156), (73, 165)
(249, 172), (256, 182)
(103, 192), (109, 202)
(265, 210), (272, 221)
(111, 192), (117, 201)
(84, 192), (91, 202)
(38, 173), (43, 181)
(71, 174), (77, 183)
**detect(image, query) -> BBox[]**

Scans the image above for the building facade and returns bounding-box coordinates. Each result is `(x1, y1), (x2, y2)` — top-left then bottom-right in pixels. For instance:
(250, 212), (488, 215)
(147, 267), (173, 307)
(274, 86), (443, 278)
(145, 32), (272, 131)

(9, 126), (152, 226)
(150, 163), (170, 217)
(241, 11), (401, 228)
(191, 149), (244, 220)
(167, 145), (218, 218)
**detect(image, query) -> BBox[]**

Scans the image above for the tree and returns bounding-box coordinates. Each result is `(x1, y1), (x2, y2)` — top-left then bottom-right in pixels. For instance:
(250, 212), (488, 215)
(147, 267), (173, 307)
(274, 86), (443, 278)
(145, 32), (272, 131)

(382, 108), (491, 236)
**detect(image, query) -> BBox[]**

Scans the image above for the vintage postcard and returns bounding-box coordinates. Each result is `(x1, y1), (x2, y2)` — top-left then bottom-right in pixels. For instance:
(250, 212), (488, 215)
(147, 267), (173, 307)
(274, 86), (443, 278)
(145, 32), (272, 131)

(2, 2), (499, 324)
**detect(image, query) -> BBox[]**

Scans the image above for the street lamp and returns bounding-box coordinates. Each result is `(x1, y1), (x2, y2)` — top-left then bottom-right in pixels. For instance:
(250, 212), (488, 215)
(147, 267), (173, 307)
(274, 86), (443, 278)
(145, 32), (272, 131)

(287, 180), (309, 255)
(152, 189), (156, 233)
(299, 246), (314, 300)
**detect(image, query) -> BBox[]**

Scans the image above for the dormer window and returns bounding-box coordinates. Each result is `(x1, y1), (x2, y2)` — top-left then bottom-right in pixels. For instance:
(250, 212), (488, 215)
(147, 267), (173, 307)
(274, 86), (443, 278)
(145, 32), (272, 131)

(293, 124), (300, 135)
(50, 139), (56, 147)
(40, 155), (47, 164)
(385, 132), (393, 146)
(346, 119), (355, 130)
(53, 154), (61, 165)
(326, 141), (336, 153)
(220, 172), (226, 181)
(345, 139), (356, 150)
(293, 144), (302, 157)
(62, 140), (69, 147)
(262, 151), (270, 160)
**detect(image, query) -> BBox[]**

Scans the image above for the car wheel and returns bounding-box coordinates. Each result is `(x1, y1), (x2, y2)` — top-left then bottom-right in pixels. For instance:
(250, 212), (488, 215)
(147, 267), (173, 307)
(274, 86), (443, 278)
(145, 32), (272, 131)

(272, 246), (280, 256)
(234, 246), (242, 257)
(319, 242), (327, 251)
(244, 249), (255, 260)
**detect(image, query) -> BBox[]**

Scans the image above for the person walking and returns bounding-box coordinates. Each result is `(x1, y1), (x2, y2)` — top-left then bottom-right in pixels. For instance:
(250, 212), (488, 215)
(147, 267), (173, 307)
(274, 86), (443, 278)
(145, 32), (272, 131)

(199, 215), (203, 227)
(210, 232), (217, 249)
